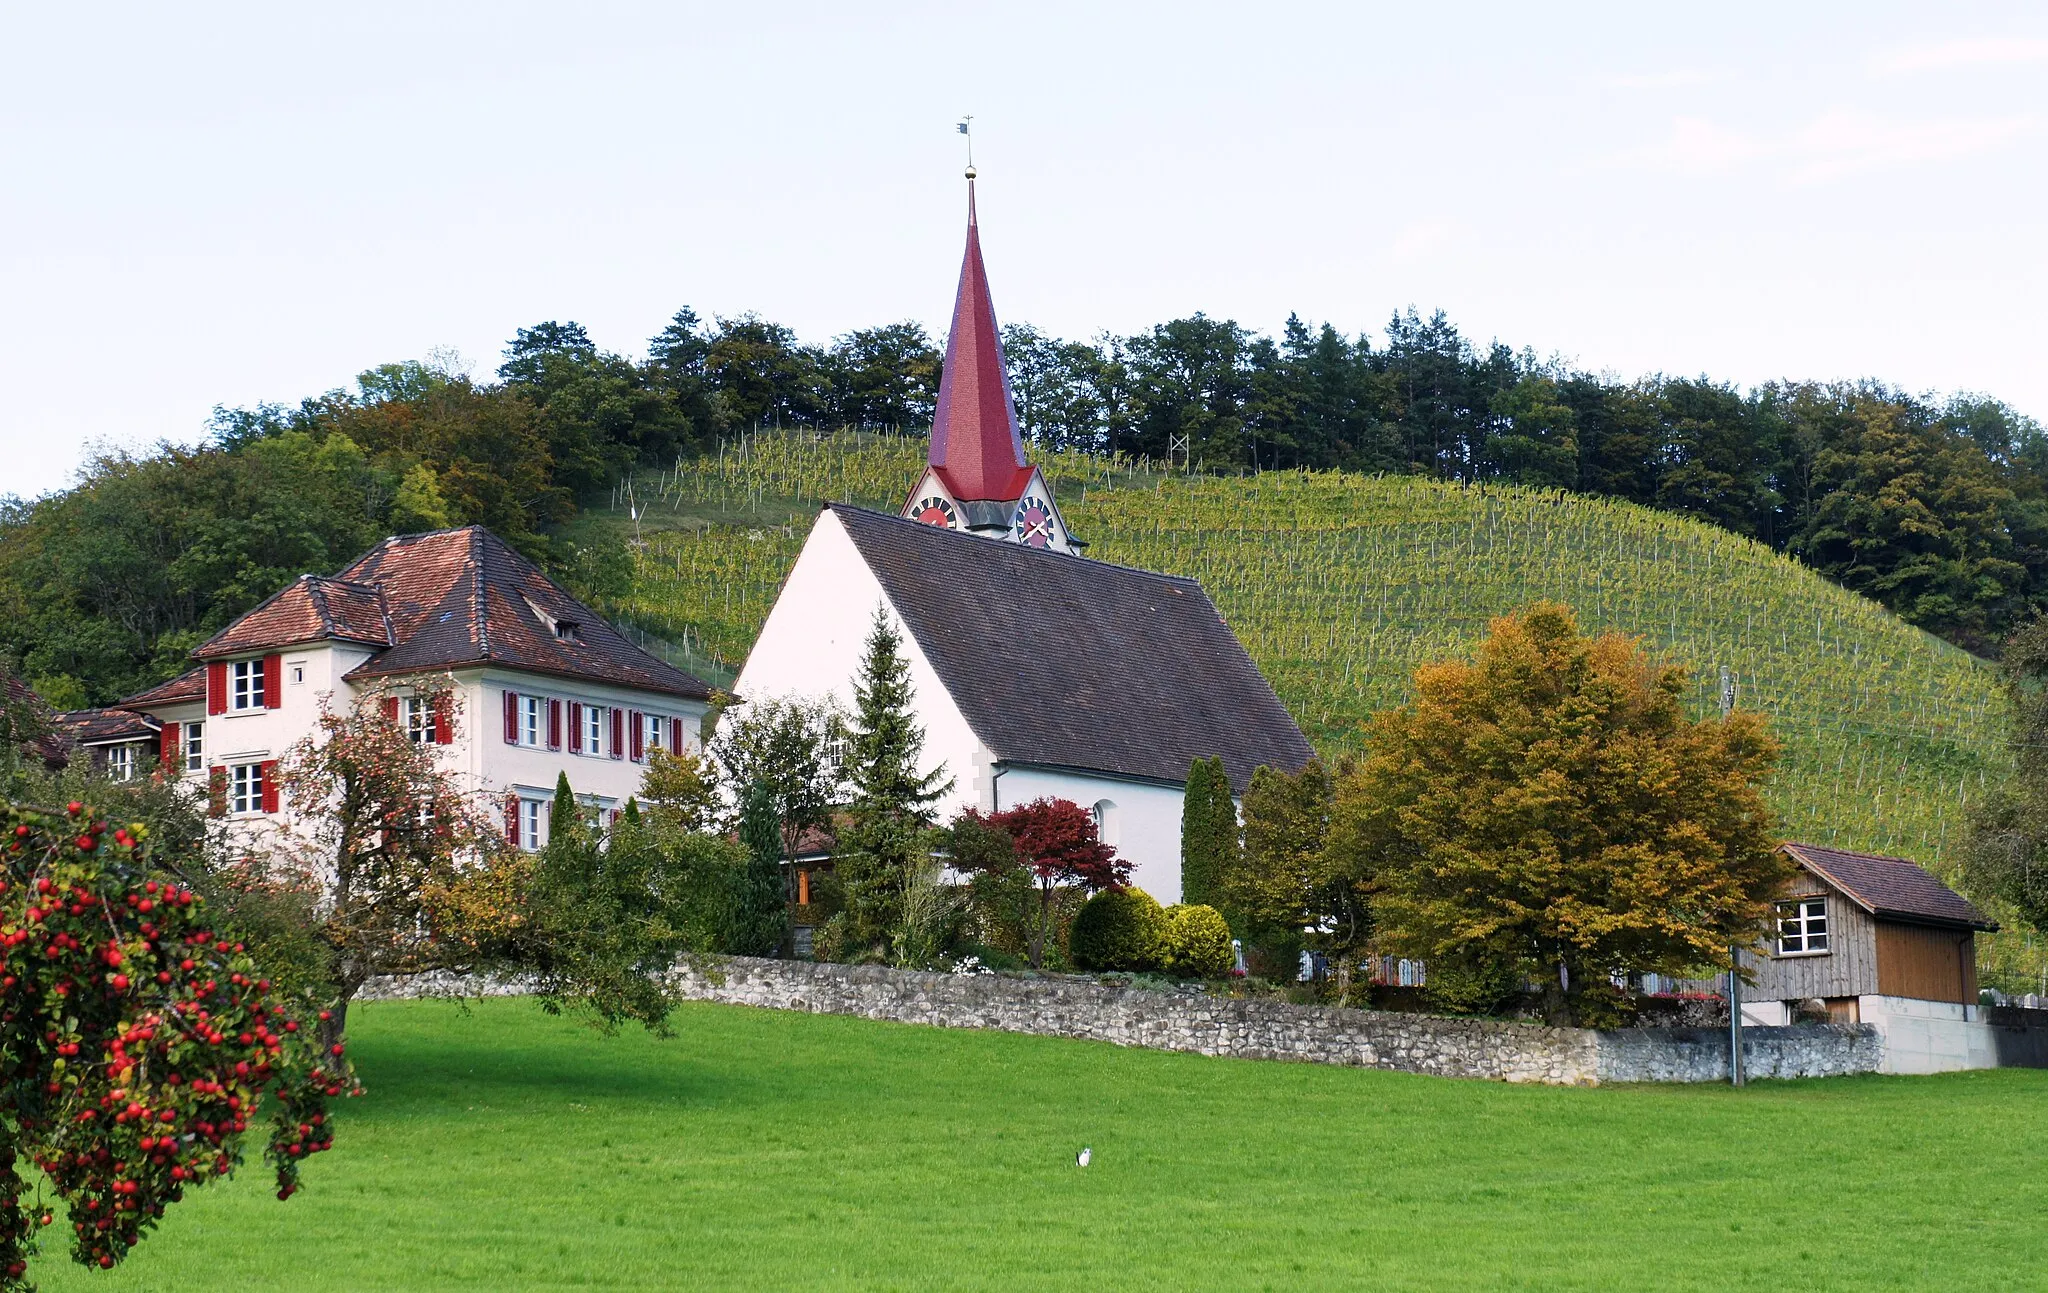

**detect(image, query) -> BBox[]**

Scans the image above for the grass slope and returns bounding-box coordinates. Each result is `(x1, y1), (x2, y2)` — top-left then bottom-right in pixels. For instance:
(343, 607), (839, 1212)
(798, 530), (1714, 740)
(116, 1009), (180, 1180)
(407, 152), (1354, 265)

(565, 432), (2031, 984)
(38, 998), (2048, 1291)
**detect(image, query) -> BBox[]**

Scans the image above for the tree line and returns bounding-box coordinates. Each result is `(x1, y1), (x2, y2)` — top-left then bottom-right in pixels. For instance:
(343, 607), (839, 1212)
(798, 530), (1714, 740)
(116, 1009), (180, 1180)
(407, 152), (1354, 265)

(5, 304), (2044, 710)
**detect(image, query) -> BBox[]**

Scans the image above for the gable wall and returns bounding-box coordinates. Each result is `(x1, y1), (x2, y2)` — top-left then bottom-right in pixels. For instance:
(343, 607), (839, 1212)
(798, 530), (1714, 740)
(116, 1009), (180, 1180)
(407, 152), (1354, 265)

(734, 509), (990, 813)
(1747, 872), (1880, 1001)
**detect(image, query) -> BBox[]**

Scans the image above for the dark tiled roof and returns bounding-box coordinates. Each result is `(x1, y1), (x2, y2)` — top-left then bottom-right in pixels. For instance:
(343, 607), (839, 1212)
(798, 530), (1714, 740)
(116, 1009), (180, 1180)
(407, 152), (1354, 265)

(56, 708), (159, 745)
(194, 576), (392, 659)
(828, 504), (1313, 791)
(1784, 843), (1998, 932)
(335, 527), (712, 701)
(5, 674), (72, 766)
(119, 666), (208, 708)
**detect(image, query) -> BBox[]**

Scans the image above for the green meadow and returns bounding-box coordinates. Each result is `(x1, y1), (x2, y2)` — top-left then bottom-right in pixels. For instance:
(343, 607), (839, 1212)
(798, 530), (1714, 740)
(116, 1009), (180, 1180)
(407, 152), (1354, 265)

(39, 996), (2048, 1291)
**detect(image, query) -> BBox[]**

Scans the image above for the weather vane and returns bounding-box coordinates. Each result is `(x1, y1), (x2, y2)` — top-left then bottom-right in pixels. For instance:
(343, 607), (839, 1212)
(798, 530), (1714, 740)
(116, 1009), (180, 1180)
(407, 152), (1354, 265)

(957, 115), (975, 178)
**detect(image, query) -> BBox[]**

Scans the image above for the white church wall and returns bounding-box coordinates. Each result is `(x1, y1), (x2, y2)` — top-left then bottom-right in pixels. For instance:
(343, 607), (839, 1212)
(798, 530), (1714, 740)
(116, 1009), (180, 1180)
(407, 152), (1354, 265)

(733, 510), (988, 805)
(995, 765), (1186, 905)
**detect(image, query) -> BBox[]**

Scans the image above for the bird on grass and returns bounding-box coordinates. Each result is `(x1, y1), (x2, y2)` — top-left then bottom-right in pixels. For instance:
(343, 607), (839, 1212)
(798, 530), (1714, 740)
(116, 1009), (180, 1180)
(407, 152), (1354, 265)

(1077, 1147), (1091, 1167)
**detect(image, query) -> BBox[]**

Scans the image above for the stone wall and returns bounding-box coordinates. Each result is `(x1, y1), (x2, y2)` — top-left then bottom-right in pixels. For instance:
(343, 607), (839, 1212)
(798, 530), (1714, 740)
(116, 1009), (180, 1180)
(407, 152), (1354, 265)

(668, 957), (1883, 1086)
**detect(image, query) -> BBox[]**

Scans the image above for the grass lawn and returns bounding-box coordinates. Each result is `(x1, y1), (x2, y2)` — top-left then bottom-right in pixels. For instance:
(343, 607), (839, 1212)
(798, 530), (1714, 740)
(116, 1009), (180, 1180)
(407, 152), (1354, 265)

(36, 997), (2048, 1291)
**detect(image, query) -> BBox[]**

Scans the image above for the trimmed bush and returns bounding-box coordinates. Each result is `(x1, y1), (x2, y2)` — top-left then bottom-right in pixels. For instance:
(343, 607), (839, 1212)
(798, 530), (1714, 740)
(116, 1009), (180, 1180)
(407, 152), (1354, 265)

(1160, 904), (1234, 978)
(1068, 887), (1165, 971)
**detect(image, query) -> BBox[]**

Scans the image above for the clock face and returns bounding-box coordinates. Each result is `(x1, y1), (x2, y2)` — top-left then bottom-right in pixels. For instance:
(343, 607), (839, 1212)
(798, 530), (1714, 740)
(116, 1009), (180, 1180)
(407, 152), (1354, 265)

(912, 496), (958, 529)
(1012, 496), (1057, 548)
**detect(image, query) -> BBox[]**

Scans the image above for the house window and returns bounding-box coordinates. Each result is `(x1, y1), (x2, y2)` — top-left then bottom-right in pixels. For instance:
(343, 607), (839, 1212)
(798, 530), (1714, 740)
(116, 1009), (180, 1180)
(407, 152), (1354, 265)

(184, 721), (205, 773)
(520, 696), (544, 747)
(1776, 898), (1830, 956)
(642, 712), (664, 757)
(582, 705), (605, 756)
(106, 745), (136, 782)
(402, 696), (437, 745)
(519, 799), (544, 852)
(230, 762), (266, 815)
(230, 660), (264, 711)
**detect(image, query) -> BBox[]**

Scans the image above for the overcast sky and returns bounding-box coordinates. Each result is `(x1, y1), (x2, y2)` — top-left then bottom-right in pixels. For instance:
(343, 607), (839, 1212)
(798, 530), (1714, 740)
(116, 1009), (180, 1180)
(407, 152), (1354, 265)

(3, 1), (2044, 499)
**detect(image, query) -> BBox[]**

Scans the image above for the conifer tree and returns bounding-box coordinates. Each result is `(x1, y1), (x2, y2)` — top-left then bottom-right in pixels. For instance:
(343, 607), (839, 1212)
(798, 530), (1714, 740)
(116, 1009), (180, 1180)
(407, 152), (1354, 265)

(729, 778), (791, 957)
(1179, 756), (1238, 912)
(836, 607), (951, 957)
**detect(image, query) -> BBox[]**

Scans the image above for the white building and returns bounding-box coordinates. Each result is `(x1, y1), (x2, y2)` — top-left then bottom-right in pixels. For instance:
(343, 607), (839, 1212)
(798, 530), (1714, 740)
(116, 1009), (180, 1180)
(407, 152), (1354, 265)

(117, 525), (713, 849)
(732, 174), (1313, 902)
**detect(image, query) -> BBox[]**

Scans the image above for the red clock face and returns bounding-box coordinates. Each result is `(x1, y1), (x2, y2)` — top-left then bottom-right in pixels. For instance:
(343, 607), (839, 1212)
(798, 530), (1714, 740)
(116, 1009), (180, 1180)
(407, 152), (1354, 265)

(912, 496), (958, 529)
(1013, 496), (1056, 548)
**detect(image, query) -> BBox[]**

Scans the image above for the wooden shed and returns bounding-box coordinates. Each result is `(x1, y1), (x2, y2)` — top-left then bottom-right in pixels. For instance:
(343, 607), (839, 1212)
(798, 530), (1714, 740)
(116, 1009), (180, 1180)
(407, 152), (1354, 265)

(1746, 843), (1997, 1023)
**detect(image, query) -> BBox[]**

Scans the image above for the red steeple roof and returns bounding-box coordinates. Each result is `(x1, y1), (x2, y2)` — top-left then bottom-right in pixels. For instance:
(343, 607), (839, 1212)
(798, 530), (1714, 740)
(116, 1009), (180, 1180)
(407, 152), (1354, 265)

(927, 178), (1032, 503)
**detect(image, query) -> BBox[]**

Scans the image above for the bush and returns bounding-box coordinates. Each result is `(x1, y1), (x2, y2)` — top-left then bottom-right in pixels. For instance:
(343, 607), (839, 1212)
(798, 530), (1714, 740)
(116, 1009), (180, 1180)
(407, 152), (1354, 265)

(1160, 904), (1234, 978)
(1068, 887), (1165, 971)
(1422, 954), (1523, 1016)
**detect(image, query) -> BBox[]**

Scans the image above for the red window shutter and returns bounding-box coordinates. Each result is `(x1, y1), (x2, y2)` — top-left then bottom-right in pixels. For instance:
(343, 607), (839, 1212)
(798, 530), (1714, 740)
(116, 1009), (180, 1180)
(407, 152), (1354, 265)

(548, 699), (562, 750)
(382, 696), (401, 723)
(159, 721), (178, 767)
(569, 703), (583, 753)
(610, 708), (625, 760)
(629, 710), (644, 761)
(206, 662), (227, 716)
(260, 760), (280, 813)
(670, 717), (685, 753)
(505, 793), (521, 845)
(263, 655), (283, 709)
(503, 691), (519, 744)
(433, 692), (454, 744)
(207, 767), (226, 818)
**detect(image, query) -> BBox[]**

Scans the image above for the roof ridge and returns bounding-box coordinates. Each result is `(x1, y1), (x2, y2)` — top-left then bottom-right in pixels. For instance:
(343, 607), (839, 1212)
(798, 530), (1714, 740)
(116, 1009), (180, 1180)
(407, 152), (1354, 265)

(826, 503), (1203, 587)
(471, 526), (489, 659)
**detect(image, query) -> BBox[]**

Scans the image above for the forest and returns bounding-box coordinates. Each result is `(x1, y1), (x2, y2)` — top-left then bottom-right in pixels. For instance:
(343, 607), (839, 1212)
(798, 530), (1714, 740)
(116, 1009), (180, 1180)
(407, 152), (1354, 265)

(2, 303), (2044, 707)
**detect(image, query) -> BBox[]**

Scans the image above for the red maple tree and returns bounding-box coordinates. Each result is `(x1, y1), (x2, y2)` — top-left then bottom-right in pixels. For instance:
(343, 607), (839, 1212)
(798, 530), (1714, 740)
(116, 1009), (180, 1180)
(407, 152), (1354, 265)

(955, 797), (1126, 968)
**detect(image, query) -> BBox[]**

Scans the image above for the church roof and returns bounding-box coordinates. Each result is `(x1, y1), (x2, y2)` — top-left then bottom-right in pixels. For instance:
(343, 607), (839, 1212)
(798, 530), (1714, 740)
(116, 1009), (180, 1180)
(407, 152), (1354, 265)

(829, 504), (1313, 791)
(924, 180), (1033, 504)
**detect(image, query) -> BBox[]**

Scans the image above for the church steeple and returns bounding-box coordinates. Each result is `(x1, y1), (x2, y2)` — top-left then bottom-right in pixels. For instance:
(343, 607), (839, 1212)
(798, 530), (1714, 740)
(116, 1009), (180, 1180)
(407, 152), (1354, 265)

(925, 172), (1032, 506)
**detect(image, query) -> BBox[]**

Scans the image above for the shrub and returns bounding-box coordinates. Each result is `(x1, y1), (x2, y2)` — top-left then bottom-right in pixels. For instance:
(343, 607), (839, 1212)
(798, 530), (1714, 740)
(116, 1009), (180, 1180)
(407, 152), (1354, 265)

(1422, 954), (1522, 1016)
(1069, 887), (1165, 971)
(1160, 904), (1234, 978)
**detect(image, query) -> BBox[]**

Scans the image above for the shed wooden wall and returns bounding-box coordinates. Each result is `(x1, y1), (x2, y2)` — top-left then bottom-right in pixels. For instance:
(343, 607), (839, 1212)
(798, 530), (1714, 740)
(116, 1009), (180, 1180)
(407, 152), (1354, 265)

(1749, 875), (1879, 1001)
(1875, 923), (1978, 1004)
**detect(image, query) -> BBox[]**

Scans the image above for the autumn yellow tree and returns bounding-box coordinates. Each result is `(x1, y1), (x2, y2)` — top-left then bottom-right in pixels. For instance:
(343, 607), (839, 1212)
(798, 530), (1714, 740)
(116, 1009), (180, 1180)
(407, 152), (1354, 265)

(1331, 602), (1791, 1025)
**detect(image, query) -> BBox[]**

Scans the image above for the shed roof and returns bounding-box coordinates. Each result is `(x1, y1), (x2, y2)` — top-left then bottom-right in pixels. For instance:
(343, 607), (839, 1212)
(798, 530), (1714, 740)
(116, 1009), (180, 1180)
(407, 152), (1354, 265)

(55, 708), (159, 746)
(828, 504), (1313, 791)
(1784, 843), (1997, 932)
(119, 667), (207, 708)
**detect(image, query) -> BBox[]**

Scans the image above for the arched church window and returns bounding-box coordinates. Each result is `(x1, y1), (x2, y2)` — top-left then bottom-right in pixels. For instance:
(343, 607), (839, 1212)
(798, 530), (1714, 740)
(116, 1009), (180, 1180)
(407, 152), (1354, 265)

(1091, 799), (1118, 847)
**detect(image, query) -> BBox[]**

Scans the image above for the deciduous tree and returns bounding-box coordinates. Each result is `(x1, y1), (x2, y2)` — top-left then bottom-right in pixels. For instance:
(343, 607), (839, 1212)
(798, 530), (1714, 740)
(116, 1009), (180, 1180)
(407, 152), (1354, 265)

(1331, 602), (1789, 1025)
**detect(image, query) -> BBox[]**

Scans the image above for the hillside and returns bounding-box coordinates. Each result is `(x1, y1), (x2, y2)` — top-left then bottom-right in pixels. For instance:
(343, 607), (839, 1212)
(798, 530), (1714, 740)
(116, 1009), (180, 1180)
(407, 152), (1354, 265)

(565, 431), (2029, 985)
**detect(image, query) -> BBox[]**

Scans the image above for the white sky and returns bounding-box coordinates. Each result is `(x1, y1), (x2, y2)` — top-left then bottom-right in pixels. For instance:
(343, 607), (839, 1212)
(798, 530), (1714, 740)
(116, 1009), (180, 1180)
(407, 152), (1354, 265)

(3, 1), (2045, 499)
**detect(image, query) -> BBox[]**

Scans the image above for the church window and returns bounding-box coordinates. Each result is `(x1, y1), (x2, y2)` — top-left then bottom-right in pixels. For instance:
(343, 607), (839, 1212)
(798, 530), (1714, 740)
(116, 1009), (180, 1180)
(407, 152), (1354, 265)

(1091, 799), (1118, 847)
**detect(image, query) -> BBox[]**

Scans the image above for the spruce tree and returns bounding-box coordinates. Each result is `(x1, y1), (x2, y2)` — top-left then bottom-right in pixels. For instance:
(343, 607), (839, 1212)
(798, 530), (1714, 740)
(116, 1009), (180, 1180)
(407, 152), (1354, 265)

(837, 607), (952, 957)
(1179, 756), (1238, 911)
(730, 778), (791, 957)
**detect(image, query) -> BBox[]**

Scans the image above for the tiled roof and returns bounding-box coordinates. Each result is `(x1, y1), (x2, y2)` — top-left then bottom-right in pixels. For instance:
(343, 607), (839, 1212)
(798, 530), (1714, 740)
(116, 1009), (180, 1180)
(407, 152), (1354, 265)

(119, 666), (208, 708)
(828, 504), (1314, 791)
(335, 527), (712, 701)
(1784, 843), (1997, 931)
(193, 576), (391, 659)
(5, 674), (72, 765)
(56, 708), (159, 745)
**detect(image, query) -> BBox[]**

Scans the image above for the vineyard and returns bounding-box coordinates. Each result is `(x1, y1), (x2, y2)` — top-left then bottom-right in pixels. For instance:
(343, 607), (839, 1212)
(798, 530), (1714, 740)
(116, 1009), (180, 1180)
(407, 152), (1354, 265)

(565, 430), (2037, 987)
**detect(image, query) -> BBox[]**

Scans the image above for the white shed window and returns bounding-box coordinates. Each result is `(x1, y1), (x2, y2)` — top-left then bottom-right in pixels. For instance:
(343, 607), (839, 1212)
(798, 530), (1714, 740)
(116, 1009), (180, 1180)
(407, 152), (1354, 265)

(106, 746), (136, 782)
(1776, 898), (1830, 956)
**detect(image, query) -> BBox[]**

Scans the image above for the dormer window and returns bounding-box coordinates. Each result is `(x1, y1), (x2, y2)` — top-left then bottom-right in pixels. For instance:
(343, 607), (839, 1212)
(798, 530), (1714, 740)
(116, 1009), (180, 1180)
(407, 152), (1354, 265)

(554, 620), (581, 644)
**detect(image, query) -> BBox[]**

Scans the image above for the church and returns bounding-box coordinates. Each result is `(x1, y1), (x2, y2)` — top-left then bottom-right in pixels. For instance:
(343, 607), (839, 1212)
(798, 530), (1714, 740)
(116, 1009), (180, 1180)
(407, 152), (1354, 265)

(733, 172), (1313, 902)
